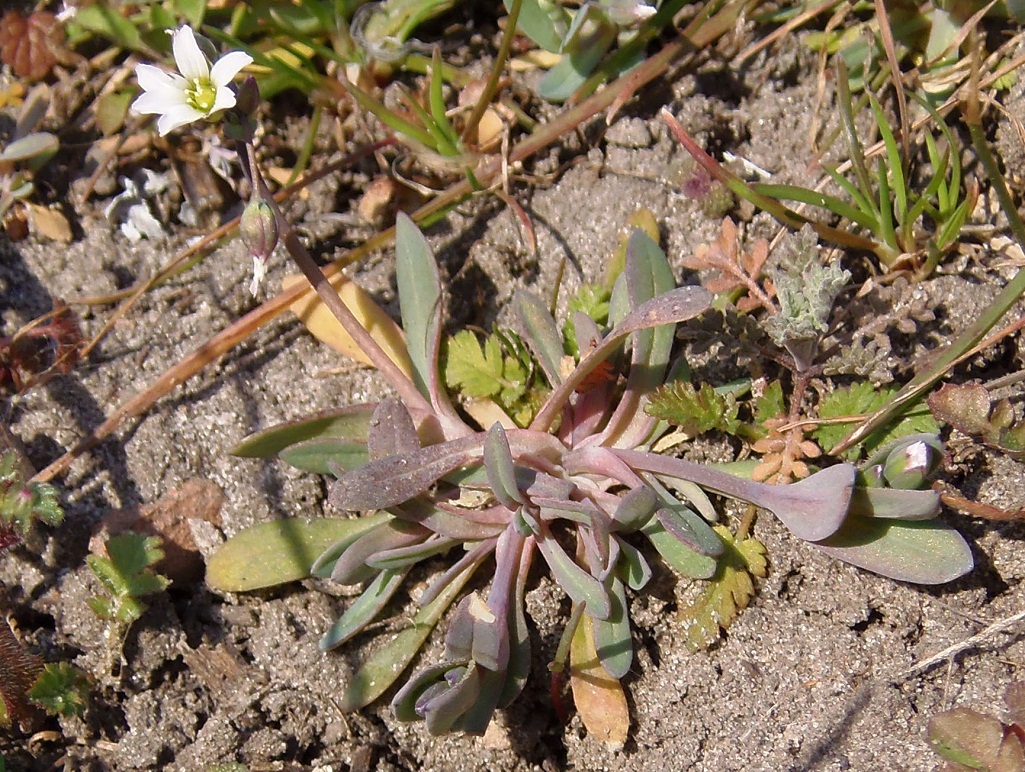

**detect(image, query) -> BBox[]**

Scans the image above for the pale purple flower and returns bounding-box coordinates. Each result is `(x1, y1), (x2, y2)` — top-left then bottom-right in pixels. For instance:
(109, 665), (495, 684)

(131, 26), (252, 136)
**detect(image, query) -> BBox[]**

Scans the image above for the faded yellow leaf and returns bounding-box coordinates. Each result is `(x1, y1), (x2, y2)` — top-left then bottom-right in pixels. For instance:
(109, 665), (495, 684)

(284, 273), (413, 377)
(570, 613), (629, 749)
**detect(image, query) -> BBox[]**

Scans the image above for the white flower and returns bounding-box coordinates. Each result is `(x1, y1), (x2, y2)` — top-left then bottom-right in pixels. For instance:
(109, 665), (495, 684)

(132, 26), (252, 136)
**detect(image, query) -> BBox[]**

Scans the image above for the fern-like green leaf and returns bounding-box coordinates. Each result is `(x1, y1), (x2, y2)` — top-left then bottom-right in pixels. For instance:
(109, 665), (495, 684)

(680, 526), (767, 652)
(443, 330), (547, 427)
(814, 383), (939, 458)
(443, 331), (509, 399)
(753, 380), (786, 430)
(28, 662), (89, 717)
(646, 382), (741, 436)
(87, 533), (170, 626)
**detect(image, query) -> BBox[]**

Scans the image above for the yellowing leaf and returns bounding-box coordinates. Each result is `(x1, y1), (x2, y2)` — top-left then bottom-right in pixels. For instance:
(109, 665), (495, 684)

(680, 526), (767, 651)
(284, 273), (412, 377)
(569, 613), (629, 749)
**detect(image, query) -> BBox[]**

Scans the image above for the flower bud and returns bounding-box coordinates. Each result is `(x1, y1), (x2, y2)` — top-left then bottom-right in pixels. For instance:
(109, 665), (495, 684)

(882, 436), (942, 490)
(235, 76), (260, 116)
(239, 196), (278, 295)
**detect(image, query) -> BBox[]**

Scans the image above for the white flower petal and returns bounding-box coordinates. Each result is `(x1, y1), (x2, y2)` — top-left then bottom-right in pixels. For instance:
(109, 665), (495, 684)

(135, 63), (177, 92)
(156, 103), (205, 136)
(210, 51), (253, 86)
(209, 85), (237, 114)
(172, 26), (209, 81)
(131, 80), (189, 115)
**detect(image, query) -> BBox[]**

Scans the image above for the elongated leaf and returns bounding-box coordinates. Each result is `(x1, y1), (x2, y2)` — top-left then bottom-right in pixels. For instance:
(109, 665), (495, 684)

(812, 516), (973, 584)
(615, 450), (855, 543)
(593, 577), (632, 679)
(655, 505), (723, 557)
(532, 286), (712, 431)
(395, 213), (443, 402)
(206, 515), (386, 592)
(279, 437), (368, 475)
(484, 423), (524, 510)
(320, 568), (410, 650)
(848, 487), (941, 520)
(569, 613), (629, 749)
(536, 530), (612, 619)
(366, 535), (458, 570)
(515, 290), (565, 386)
(330, 432), (485, 511)
(507, 0), (569, 52)
(339, 557), (483, 711)
(641, 518), (718, 580)
(610, 485), (659, 532)
(231, 405), (375, 459)
(498, 540), (534, 708)
(331, 520), (429, 585)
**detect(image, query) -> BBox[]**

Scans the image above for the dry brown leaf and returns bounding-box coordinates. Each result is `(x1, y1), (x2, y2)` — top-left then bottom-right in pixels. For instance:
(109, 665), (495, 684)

(24, 202), (71, 242)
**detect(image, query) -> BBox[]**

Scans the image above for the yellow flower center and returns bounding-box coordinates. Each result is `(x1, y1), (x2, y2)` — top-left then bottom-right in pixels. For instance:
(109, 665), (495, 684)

(185, 78), (217, 113)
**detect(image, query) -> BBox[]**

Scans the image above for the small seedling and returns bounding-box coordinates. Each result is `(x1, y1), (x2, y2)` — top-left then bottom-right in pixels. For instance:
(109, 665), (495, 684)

(87, 532), (170, 631)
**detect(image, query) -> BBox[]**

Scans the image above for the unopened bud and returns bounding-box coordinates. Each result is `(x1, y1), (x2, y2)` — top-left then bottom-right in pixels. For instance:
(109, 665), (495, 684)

(239, 196), (278, 295)
(235, 76), (260, 116)
(882, 436), (942, 490)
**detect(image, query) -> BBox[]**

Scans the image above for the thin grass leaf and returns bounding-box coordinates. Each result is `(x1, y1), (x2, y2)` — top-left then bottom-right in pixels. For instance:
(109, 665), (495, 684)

(752, 184), (879, 231)
(869, 93), (908, 222)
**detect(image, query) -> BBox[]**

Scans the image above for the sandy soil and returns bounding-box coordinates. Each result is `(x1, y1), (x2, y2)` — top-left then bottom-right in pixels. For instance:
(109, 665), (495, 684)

(1, 25), (1024, 772)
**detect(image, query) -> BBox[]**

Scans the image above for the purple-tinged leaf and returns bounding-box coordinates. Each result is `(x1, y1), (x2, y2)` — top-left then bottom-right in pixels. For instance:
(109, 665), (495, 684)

(641, 518), (719, 579)
(231, 404), (376, 459)
(532, 287), (712, 432)
(523, 471), (576, 501)
(611, 485), (659, 532)
(393, 661), (458, 722)
(320, 567), (410, 650)
(848, 487), (941, 520)
(340, 557), (482, 712)
(280, 438), (368, 475)
(485, 423), (524, 510)
(515, 290), (565, 386)
(331, 520), (430, 585)
(593, 576), (633, 679)
(536, 528), (612, 620)
(812, 516), (973, 584)
(330, 433), (486, 511)
(392, 659), (483, 736)
(615, 536), (652, 590)
(513, 506), (541, 537)
(656, 506), (724, 557)
(419, 538), (498, 607)
(536, 498), (599, 526)
(310, 514), (392, 579)
(615, 449), (856, 542)
(368, 398), (420, 460)
(573, 311), (602, 355)
(366, 534), (458, 570)
(498, 537), (534, 709)
(395, 501), (508, 541)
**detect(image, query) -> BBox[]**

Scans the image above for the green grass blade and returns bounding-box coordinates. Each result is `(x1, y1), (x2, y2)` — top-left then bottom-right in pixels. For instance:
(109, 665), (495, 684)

(869, 93), (908, 221)
(753, 183), (879, 230)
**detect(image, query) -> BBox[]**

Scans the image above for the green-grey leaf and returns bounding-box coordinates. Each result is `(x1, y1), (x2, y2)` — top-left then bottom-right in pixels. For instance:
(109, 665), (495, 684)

(642, 518), (718, 580)
(535, 530), (612, 619)
(848, 487), (941, 520)
(320, 568), (409, 650)
(279, 437), (369, 475)
(231, 405), (374, 459)
(395, 213), (442, 401)
(206, 515), (386, 592)
(812, 516), (973, 584)
(615, 535), (652, 590)
(339, 556), (483, 711)
(484, 423), (524, 510)
(593, 576), (633, 679)
(515, 290), (565, 386)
